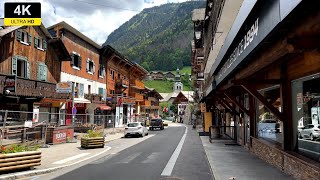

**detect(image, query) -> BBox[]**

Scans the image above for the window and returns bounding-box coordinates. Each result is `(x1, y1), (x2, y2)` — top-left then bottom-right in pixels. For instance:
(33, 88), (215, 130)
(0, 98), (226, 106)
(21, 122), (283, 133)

(98, 64), (105, 77)
(86, 59), (95, 74)
(118, 73), (121, 79)
(16, 30), (32, 45)
(34, 37), (47, 51)
(70, 52), (82, 69)
(292, 73), (320, 162)
(38, 63), (48, 81)
(12, 56), (30, 79)
(110, 69), (115, 80)
(257, 86), (282, 145)
(110, 90), (115, 95)
(79, 83), (84, 98)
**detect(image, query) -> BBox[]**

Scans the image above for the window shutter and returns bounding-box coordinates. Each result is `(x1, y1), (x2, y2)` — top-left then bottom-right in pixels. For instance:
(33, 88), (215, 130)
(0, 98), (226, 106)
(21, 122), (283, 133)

(79, 83), (84, 98)
(16, 30), (22, 41)
(43, 64), (48, 81)
(103, 67), (106, 76)
(12, 56), (17, 75)
(103, 89), (106, 99)
(28, 33), (32, 44)
(38, 63), (42, 80)
(86, 60), (89, 72)
(26, 61), (30, 79)
(34, 37), (39, 48)
(70, 54), (74, 66)
(78, 56), (82, 68)
(43, 40), (47, 50)
(93, 62), (95, 73)
(98, 88), (103, 95)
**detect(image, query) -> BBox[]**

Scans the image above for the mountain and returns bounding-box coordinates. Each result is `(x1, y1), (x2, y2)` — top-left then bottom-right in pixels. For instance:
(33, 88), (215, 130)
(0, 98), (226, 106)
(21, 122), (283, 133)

(104, 1), (206, 71)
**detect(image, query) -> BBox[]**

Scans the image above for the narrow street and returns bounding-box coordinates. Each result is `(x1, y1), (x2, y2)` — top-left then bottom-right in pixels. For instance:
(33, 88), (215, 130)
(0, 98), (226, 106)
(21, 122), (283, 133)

(35, 125), (213, 180)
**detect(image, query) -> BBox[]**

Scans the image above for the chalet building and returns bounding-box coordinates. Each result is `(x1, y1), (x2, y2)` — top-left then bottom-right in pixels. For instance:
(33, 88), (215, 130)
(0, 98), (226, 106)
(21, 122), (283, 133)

(0, 19), (70, 118)
(193, 1), (320, 179)
(149, 71), (164, 80)
(101, 45), (148, 127)
(140, 87), (163, 118)
(47, 22), (107, 125)
(163, 72), (175, 80)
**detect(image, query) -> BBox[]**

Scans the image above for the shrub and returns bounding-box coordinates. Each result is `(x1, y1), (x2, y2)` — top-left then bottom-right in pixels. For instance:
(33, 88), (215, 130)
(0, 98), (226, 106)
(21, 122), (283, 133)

(83, 130), (103, 138)
(0, 144), (40, 154)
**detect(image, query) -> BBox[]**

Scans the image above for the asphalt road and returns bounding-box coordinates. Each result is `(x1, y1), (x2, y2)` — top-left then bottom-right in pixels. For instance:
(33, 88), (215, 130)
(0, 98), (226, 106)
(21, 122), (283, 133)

(50, 125), (213, 180)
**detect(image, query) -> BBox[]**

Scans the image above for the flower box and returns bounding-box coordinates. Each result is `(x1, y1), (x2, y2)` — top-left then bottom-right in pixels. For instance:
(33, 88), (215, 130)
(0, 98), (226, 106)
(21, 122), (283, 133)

(80, 137), (105, 148)
(0, 151), (41, 172)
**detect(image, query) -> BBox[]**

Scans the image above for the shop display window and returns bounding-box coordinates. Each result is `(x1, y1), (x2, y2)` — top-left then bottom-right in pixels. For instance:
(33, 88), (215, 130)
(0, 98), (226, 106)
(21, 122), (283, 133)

(256, 86), (283, 146)
(292, 73), (320, 162)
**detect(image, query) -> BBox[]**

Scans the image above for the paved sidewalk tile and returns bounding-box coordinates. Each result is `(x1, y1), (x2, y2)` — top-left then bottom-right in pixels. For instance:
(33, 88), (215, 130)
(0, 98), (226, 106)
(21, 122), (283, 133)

(200, 136), (294, 180)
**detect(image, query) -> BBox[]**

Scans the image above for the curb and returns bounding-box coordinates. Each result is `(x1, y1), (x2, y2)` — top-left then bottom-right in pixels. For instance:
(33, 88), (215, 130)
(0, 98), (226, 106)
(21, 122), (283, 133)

(0, 146), (112, 180)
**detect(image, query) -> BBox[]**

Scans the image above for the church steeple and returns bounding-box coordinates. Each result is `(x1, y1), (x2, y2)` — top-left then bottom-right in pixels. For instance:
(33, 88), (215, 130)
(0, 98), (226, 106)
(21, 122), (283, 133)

(173, 68), (183, 92)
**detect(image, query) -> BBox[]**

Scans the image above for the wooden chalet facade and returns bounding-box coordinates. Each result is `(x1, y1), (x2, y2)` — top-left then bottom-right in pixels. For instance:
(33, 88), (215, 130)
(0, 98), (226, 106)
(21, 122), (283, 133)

(140, 87), (163, 118)
(0, 21), (70, 113)
(194, 1), (320, 179)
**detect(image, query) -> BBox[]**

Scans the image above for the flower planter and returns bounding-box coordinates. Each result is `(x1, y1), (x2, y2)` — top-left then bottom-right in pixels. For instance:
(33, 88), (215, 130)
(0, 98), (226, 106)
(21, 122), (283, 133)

(0, 151), (41, 172)
(81, 137), (105, 148)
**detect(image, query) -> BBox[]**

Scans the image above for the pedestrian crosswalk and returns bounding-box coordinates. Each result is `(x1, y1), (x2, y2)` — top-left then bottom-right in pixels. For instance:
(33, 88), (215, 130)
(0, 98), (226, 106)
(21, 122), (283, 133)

(116, 152), (162, 164)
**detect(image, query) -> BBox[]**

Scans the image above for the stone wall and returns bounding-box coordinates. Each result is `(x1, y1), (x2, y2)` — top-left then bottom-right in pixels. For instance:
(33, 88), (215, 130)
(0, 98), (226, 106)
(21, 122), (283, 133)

(250, 137), (320, 180)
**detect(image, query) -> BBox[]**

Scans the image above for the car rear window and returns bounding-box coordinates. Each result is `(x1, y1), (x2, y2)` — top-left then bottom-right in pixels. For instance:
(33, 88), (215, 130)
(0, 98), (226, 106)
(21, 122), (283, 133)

(128, 123), (139, 127)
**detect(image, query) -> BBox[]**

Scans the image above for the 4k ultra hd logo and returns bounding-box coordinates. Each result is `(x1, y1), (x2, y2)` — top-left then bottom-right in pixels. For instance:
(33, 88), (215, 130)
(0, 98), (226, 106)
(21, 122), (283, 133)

(4, 2), (41, 26)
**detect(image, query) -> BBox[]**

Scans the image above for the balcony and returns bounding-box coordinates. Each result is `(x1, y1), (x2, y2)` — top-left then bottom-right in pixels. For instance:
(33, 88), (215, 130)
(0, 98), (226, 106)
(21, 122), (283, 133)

(141, 100), (151, 106)
(135, 93), (144, 102)
(131, 79), (144, 90)
(0, 75), (68, 99)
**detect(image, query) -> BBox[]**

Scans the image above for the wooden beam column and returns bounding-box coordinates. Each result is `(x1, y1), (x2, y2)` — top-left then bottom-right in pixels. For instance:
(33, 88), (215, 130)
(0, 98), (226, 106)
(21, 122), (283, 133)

(214, 95), (240, 116)
(249, 94), (256, 138)
(223, 92), (250, 115)
(280, 64), (293, 151)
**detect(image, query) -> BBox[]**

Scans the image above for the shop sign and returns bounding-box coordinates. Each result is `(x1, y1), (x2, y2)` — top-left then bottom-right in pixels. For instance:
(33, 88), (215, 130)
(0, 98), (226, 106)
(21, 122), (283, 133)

(53, 130), (67, 144)
(216, 18), (259, 82)
(56, 82), (72, 93)
(4, 75), (16, 93)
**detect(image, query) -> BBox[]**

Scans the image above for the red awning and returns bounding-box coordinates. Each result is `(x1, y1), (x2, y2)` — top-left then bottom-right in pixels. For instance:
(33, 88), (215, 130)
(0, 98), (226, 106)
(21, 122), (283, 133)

(97, 104), (112, 110)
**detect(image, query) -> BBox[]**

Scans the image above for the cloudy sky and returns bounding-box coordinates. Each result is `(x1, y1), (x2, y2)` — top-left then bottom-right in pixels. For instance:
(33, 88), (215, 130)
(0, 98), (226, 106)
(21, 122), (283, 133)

(0, 0), (189, 45)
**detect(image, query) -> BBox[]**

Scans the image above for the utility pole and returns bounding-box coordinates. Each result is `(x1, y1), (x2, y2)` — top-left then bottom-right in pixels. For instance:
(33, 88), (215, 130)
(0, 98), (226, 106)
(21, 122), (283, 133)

(71, 82), (75, 126)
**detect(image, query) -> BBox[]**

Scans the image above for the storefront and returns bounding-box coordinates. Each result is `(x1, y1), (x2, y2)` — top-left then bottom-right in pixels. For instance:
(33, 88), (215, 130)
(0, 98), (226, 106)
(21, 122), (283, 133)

(202, 1), (319, 179)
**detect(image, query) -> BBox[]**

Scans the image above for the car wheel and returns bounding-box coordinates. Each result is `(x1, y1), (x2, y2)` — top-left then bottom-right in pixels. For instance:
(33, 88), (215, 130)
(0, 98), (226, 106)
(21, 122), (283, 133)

(310, 134), (314, 141)
(146, 132), (148, 136)
(125, 134), (129, 138)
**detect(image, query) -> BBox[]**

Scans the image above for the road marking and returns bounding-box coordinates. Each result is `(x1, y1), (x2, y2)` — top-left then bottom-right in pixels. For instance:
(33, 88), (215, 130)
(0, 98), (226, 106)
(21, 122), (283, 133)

(118, 152), (142, 163)
(161, 126), (187, 176)
(142, 152), (160, 163)
(53, 153), (90, 164)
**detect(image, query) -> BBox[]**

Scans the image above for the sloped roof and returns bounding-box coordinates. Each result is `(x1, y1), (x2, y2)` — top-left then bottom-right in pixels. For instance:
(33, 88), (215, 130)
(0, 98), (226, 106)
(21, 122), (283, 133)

(47, 21), (101, 49)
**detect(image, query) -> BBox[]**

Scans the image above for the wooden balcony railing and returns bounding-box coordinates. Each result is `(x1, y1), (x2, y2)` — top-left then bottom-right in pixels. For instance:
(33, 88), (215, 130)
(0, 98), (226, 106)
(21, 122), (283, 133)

(135, 93), (144, 101)
(0, 75), (68, 99)
(130, 79), (144, 90)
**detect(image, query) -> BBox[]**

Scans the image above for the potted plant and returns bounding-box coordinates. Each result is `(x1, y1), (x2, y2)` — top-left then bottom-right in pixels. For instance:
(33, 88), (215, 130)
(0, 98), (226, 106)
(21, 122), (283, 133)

(80, 130), (105, 148)
(0, 144), (41, 172)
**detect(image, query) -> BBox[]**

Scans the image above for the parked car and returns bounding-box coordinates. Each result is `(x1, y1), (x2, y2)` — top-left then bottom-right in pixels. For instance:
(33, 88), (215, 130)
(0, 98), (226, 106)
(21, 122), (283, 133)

(259, 119), (280, 133)
(298, 124), (320, 141)
(150, 119), (164, 130)
(124, 122), (148, 138)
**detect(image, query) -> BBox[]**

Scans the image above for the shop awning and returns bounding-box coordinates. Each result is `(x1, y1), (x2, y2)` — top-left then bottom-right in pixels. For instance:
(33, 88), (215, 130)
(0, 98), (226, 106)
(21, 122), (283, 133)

(71, 98), (91, 104)
(96, 104), (112, 110)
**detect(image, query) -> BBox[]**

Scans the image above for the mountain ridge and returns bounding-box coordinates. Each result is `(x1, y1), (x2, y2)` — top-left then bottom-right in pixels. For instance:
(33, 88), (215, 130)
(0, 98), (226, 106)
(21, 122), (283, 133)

(104, 1), (206, 71)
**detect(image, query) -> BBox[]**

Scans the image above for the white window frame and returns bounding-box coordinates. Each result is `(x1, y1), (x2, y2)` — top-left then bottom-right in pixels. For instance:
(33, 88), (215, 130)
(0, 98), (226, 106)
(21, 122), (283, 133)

(72, 52), (81, 70)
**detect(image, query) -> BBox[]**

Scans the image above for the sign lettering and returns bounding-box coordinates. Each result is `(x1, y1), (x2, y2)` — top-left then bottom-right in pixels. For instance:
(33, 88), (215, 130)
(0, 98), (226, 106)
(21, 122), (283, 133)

(4, 3), (41, 26)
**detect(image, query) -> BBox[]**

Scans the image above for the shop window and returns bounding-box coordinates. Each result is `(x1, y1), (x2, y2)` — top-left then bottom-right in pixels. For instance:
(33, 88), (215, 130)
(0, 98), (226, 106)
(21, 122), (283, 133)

(12, 56), (30, 79)
(292, 73), (320, 162)
(70, 52), (82, 69)
(256, 86), (283, 145)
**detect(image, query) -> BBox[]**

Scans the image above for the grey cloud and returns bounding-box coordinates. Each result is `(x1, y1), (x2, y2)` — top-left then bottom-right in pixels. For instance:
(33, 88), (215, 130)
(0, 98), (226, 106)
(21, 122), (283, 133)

(49, 0), (145, 15)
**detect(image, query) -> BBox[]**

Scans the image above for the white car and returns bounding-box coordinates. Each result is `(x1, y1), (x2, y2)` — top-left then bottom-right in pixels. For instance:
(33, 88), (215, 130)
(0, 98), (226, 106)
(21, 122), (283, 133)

(298, 124), (320, 141)
(124, 122), (148, 138)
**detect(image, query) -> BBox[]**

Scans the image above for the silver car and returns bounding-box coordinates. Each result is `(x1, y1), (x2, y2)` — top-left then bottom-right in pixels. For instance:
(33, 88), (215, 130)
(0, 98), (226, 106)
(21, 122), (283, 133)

(298, 124), (320, 141)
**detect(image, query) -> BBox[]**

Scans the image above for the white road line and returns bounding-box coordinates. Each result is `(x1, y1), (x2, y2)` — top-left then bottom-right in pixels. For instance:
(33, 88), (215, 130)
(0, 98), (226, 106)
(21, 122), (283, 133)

(118, 152), (142, 163)
(142, 152), (160, 163)
(161, 126), (187, 176)
(53, 153), (90, 164)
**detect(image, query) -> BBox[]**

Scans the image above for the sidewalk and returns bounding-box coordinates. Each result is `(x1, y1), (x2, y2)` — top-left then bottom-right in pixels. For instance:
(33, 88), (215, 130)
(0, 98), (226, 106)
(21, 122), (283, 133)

(200, 136), (294, 180)
(0, 129), (125, 180)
